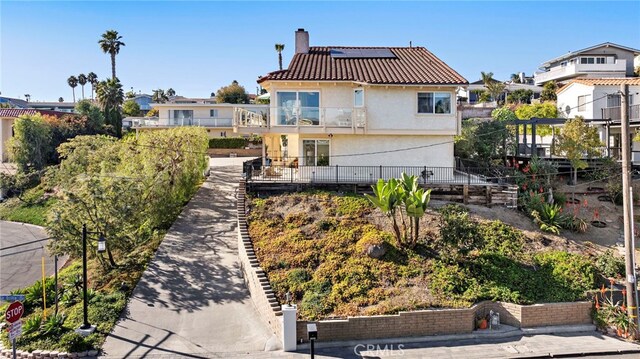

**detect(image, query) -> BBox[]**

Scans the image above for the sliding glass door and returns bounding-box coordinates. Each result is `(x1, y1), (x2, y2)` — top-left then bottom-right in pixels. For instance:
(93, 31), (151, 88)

(303, 139), (330, 166)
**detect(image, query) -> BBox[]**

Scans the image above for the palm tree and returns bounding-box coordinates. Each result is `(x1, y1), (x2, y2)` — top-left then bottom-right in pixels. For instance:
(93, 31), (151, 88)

(78, 73), (87, 100)
(58, 97), (64, 102)
(275, 44), (285, 70)
(152, 89), (168, 103)
(98, 30), (125, 80)
(480, 71), (494, 86)
(96, 78), (124, 136)
(510, 73), (521, 83)
(87, 72), (98, 100)
(67, 75), (78, 102)
(24, 94), (31, 102)
(166, 88), (176, 97)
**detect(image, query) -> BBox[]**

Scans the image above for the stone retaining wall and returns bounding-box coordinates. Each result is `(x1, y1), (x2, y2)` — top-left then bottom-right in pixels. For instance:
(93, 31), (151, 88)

(296, 301), (593, 343)
(208, 148), (261, 157)
(236, 180), (283, 339)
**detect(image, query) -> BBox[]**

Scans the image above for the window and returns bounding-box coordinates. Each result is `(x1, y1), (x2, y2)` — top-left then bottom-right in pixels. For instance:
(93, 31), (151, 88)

(277, 91), (320, 125)
(560, 61), (568, 67)
(173, 110), (193, 125)
(210, 109), (218, 117)
(580, 57), (595, 64)
(577, 95), (590, 111)
(607, 94), (621, 108)
(418, 92), (451, 114)
(596, 57), (606, 64)
(354, 89), (364, 107)
(302, 139), (330, 166)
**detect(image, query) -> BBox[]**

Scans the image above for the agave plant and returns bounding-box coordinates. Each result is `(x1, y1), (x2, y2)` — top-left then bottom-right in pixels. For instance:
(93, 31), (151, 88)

(22, 313), (43, 335)
(532, 203), (565, 234)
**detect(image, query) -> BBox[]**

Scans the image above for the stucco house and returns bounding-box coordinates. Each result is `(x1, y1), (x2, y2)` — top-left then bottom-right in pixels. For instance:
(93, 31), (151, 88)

(132, 98), (267, 138)
(534, 42), (640, 86)
(233, 29), (468, 177)
(0, 109), (69, 162)
(556, 77), (640, 162)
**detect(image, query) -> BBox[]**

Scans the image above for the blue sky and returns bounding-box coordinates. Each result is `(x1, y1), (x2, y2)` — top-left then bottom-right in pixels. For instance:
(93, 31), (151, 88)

(1, 1), (639, 102)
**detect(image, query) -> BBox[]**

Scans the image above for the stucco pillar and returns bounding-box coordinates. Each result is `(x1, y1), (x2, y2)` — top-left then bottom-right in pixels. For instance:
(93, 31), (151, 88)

(281, 304), (297, 351)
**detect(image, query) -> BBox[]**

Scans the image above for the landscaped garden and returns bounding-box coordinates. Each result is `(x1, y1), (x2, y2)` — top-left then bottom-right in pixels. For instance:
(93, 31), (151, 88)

(0, 124), (209, 352)
(246, 175), (625, 321)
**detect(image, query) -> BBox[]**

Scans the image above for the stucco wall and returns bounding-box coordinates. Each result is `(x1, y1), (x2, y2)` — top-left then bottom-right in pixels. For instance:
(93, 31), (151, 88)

(558, 83), (640, 119)
(0, 118), (13, 162)
(155, 104), (268, 126)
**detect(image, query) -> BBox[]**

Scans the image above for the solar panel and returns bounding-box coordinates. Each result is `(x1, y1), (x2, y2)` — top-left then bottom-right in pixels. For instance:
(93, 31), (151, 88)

(330, 48), (396, 59)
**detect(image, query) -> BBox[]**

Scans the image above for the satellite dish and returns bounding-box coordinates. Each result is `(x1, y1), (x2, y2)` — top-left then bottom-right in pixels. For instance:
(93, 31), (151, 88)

(565, 105), (571, 116)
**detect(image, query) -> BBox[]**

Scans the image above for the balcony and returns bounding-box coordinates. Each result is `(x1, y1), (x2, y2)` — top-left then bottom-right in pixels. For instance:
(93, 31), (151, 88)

(602, 104), (640, 121)
(132, 117), (234, 128)
(534, 59), (627, 85)
(233, 107), (366, 133)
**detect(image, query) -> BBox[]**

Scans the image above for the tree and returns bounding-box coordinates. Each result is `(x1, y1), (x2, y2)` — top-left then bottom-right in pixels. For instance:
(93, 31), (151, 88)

(507, 89), (534, 104)
(510, 73), (522, 83)
(67, 76), (78, 103)
(275, 43), (285, 70)
(24, 94), (31, 102)
(486, 81), (506, 103)
(145, 107), (159, 117)
(122, 100), (141, 117)
(77, 73), (87, 100)
(96, 78), (124, 137)
(515, 102), (558, 137)
(553, 116), (603, 185)
(540, 81), (558, 102)
(152, 89), (169, 103)
(215, 80), (249, 104)
(166, 88), (176, 97)
(125, 90), (136, 99)
(74, 99), (105, 132)
(58, 97), (64, 102)
(480, 71), (494, 85)
(87, 72), (98, 100)
(365, 174), (431, 248)
(8, 114), (52, 172)
(98, 30), (125, 80)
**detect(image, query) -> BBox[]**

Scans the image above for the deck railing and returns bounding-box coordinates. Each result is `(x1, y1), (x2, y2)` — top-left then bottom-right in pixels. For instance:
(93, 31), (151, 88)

(602, 104), (640, 121)
(242, 161), (517, 185)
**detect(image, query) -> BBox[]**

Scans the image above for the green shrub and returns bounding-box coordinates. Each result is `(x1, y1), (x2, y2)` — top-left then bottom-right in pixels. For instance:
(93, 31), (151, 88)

(22, 312), (43, 335)
(208, 137), (247, 149)
(477, 220), (524, 257)
(429, 261), (475, 297)
(42, 314), (65, 336)
(438, 204), (479, 257)
(595, 250), (625, 278)
(300, 280), (332, 320)
(335, 195), (371, 217)
(533, 251), (597, 301)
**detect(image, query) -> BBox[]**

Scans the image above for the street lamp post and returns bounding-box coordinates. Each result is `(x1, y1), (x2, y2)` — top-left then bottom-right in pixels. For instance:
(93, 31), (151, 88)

(77, 223), (106, 335)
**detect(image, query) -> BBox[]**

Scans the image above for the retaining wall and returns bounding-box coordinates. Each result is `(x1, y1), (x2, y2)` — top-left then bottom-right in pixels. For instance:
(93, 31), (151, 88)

(236, 180), (283, 339)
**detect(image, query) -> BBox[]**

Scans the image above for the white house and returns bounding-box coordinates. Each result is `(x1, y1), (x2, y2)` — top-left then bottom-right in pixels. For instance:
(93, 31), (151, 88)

(534, 42), (640, 86)
(557, 77), (640, 162)
(133, 99), (267, 138)
(233, 29), (468, 177)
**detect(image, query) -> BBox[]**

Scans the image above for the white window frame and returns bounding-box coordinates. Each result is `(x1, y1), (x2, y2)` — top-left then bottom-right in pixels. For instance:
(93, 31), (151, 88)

(354, 88), (365, 108)
(301, 138), (331, 166)
(580, 57), (595, 65)
(276, 90), (322, 126)
(577, 95), (590, 112)
(417, 91), (452, 115)
(209, 109), (219, 118)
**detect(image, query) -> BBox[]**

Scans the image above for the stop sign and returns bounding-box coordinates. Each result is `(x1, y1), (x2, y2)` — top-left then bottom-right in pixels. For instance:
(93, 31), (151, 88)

(5, 301), (24, 324)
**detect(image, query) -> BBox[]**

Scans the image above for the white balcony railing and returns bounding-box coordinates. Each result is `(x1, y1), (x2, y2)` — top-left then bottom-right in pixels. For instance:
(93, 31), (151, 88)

(233, 106), (366, 130)
(534, 59), (627, 84)
(132, 117), (233, 127)
(602, 104), (640, 121)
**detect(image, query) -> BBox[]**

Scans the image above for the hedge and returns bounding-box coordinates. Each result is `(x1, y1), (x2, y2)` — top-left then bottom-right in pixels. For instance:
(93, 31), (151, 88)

(208, 137), (247, 149)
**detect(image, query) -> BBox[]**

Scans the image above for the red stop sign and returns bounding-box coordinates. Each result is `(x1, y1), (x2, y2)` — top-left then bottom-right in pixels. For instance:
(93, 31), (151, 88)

(5, 301), (24, 323)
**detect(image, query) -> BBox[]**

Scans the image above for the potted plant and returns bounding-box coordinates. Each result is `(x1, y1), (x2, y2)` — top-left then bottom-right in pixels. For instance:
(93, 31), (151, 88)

(476, 314), (488, 330)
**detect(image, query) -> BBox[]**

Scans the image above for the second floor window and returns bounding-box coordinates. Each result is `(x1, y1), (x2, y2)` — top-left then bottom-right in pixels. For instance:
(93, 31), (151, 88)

(210, 109), (218, 117)
(578, 95), (589, 111)
(418, 92), (451, 114)
(354, 89), (364, 107)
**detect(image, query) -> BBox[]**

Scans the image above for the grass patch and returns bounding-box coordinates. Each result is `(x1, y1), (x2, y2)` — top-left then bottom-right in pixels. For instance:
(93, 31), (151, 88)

(0, 186), (57, 226)
(248, 192), (602, 320)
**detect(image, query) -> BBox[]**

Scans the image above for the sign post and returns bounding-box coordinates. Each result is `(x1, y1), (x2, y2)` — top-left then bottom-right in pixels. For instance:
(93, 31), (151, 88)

(5, 301), (24, 359)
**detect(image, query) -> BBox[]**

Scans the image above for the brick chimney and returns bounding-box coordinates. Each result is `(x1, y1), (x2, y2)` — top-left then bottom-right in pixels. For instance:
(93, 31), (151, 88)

(295, 28), (309, 54)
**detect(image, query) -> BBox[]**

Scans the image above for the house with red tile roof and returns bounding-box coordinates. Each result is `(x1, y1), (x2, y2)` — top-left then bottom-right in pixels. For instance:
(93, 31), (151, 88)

(0, 108), (69, 162)
(233, 29), (468, 176)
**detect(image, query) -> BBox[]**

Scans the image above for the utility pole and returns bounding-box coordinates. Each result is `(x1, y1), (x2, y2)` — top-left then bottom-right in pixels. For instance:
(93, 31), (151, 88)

(620, 83), (637, 332)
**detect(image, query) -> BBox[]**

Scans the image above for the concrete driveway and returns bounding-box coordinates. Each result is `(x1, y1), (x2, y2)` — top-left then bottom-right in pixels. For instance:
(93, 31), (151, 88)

(101, 161), (274, 358)
(0, 221), (63, 295)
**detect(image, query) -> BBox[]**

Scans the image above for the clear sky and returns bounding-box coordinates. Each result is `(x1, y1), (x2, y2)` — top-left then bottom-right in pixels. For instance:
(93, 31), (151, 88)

(1, 1), (639, 102)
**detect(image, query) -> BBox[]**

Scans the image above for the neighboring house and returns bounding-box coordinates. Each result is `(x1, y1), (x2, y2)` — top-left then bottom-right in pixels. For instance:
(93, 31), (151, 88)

(234, 28), (468, 172)
(133, 94), (153, 115)
(458, 79), (542, 105)
(0, 96), (30, 108)
(0, 108), (69, 162)
(556, 77), (640, 162)
(0, 96), (76, 113)
(534, 42), (640, 85)
(133, 99), (267, 138)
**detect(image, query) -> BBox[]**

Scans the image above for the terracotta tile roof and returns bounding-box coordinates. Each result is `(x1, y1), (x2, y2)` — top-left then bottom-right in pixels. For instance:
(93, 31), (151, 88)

(0, 108), (70, 118)
(568, 78), (640, 86)
(258, 46), (468, 85)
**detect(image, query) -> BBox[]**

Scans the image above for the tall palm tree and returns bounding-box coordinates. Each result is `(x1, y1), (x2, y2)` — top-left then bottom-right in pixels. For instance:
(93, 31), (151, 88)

(152, 89), (168, 103)
(96, 78), (124, 136)
(67, 75), (78, 102)
(78, 73), (87, 100)
(87, 72), (98, 100)
(166, 88), (176, 97)
(24, 94), (31, 102)
(58, 97), (64, 102)
(274, 44), (285, 70)
(98, 30), (125, 80)
(510, 73), (521, 83)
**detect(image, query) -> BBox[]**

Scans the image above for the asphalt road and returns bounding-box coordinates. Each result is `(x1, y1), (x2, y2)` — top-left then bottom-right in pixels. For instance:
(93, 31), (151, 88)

(0, 221), (64, 296)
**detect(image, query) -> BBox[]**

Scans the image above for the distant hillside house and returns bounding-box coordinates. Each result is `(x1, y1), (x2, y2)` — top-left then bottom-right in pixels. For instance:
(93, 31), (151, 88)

(534, 42), (640, 86)
(233, 28), (468, 171)
(0, 109), (69, 162)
